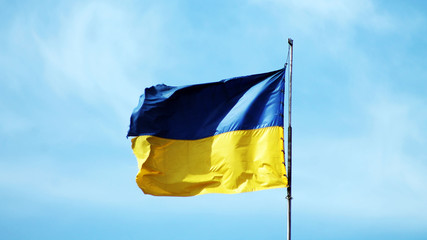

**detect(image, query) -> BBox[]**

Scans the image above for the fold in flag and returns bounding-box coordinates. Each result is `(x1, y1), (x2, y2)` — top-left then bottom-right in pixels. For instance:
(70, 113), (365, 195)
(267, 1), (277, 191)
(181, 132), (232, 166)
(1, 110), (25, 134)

(128, 68), (288, 196)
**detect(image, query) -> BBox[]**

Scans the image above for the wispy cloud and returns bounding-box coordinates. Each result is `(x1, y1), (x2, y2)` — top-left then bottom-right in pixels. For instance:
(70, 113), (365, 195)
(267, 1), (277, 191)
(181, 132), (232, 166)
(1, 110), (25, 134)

(32, 1), (173, 121)
(1, 1), (427, 238)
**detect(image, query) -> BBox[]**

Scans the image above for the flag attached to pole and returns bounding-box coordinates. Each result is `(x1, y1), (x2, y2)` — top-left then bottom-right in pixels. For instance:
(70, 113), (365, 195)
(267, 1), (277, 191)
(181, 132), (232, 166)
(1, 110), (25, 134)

(128, 68), (288, 196)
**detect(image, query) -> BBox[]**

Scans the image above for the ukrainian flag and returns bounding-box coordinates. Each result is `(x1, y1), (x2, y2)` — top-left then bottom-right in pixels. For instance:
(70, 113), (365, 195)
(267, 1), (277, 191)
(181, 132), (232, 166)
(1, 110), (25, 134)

(128, 68), (288, 196)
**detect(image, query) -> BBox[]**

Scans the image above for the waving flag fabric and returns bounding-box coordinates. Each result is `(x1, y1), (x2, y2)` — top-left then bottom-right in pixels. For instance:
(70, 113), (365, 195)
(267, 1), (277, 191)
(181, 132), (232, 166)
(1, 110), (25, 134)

(128, 68), (288, 196)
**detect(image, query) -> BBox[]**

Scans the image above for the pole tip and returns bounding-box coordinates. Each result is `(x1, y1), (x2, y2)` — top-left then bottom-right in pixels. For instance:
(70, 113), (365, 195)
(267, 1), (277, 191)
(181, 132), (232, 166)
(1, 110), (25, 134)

(288, 38), (293, 46)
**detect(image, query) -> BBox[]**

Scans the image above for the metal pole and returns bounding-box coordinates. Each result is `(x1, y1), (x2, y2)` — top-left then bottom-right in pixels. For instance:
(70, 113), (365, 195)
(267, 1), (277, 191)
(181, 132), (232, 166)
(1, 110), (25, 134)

(286, 38), (293, 240)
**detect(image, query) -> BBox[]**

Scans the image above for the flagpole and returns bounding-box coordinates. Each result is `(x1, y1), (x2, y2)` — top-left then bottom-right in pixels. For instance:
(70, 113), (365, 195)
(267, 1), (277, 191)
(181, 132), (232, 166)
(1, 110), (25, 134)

(286, 38), (293, 240)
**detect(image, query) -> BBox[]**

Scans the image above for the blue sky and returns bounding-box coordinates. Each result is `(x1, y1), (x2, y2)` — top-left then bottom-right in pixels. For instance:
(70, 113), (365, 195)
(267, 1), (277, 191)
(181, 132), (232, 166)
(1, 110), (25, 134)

(1, 0), (427, 239)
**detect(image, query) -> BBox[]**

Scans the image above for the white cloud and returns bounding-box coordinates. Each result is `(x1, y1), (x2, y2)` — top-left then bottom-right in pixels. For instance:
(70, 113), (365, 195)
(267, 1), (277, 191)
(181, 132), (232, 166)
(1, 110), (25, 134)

(33, 1), (172, 121)
(2, 2), (427, 235)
